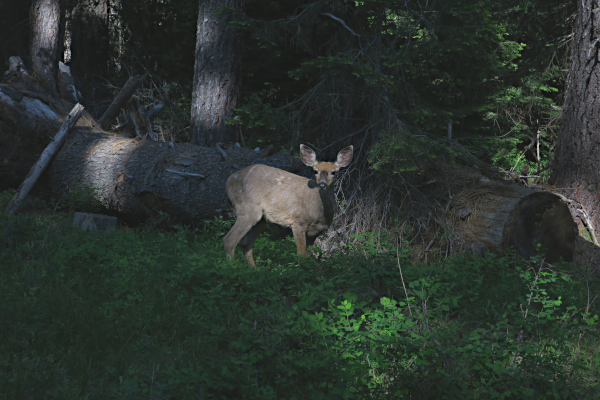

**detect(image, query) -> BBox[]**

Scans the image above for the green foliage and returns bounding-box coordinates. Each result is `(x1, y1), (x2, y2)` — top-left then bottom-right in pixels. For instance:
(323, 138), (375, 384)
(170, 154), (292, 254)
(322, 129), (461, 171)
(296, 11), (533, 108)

(1, 199), (599, 398)
(231, 0), (573, 174)
(0, 189), (14, 210)
(237, 1), (520, 142)
(57, 181), (104, 213)
(485, 66), (563, 178)
(228, 82), (282, 130)
(369, 129), (446, 172)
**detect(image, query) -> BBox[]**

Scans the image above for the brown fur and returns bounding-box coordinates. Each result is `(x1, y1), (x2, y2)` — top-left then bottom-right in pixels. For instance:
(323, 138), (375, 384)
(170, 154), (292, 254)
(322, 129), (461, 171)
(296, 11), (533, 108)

(224, 144), (354, 267)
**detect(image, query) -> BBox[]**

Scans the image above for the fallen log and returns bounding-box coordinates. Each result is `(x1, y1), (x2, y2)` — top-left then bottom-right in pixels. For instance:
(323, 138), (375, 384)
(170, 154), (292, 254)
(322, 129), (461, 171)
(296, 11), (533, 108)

(43, 134), (295, 223)
(6, 103), (84, 215)
(452, 181), (577, 264)
(1, 72), (300, 223)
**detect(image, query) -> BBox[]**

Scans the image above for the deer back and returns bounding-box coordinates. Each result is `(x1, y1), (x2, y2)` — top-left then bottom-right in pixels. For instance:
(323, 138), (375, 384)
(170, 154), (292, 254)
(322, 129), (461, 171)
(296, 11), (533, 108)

(226, 164), (335, 233)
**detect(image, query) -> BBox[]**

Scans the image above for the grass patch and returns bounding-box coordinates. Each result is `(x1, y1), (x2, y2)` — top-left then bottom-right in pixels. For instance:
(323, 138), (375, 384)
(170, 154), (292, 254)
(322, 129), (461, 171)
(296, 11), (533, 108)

(1, 190), (599, 398)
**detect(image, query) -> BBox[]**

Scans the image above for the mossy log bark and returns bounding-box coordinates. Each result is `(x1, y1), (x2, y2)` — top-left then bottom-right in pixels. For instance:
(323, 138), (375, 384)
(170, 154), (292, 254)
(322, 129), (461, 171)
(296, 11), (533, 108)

(454, 184), (577, 264)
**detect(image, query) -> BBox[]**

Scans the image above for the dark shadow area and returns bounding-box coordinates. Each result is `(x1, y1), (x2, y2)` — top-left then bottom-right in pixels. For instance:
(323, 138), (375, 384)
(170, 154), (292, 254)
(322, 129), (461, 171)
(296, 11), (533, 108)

(502, 192), (577, 264)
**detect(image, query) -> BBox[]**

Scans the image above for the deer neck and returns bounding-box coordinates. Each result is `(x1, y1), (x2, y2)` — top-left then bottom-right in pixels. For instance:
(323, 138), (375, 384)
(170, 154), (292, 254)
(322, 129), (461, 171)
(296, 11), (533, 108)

(319, 186), (336, 226)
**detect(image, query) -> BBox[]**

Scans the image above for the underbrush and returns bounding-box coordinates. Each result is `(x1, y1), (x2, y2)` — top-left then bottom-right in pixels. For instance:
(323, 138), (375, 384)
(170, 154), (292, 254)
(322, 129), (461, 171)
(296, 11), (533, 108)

(0, 191), (599, 399)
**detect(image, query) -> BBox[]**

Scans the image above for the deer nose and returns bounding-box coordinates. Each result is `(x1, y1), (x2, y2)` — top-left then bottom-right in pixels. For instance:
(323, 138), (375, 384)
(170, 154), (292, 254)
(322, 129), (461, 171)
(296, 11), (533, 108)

(318, 182), (327, 190)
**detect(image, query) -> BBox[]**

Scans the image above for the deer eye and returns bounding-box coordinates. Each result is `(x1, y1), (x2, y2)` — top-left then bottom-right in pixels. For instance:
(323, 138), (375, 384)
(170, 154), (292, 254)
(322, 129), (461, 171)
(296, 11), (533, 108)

(314, 171), (319, 175)
(331, 171), (336, 176)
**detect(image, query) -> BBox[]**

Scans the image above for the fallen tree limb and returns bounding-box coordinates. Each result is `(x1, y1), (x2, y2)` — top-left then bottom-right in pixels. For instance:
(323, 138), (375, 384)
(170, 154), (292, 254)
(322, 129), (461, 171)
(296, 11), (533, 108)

(165, 168), (206, 179)
(146, 104), (164, 121)
(98, 73), (148, 130)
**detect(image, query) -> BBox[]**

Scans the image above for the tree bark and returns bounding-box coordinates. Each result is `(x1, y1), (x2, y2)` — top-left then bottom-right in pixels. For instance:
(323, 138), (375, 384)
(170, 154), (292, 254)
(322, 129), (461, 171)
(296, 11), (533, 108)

(6, 103), (84, 215)
(550, 0), (600, 240)
(30, 0), (65, 95)
(189, 0), (243, 146)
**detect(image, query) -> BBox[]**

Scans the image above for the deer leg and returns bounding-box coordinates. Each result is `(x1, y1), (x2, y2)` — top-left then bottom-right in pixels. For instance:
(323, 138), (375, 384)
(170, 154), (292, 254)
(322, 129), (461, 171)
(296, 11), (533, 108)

(240, 218), (267, 268)
(223, 208), (263, 261)
(291, 226), (308, 256)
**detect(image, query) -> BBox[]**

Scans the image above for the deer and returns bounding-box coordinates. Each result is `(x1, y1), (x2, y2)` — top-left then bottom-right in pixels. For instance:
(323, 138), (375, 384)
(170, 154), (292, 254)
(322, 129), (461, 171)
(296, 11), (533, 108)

(223, 144), (354, 267)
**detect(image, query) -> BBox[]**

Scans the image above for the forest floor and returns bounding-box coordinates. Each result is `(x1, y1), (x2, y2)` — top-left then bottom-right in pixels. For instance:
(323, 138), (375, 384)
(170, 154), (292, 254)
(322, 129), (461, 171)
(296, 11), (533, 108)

(1, 189), (599, 399)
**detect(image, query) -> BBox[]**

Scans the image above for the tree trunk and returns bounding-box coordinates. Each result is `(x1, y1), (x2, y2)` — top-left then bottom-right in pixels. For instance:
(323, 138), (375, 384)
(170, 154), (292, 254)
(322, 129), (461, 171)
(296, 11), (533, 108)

(30, 0), (65, 95)
(68, 0), (110, 103)
(189, 0), (242, 147)
(549, 0), (600, 240)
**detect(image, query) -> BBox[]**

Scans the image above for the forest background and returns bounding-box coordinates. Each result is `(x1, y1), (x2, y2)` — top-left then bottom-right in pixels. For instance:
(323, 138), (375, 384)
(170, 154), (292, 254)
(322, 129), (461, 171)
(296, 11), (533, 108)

(3, 0), (600, 399)
(0, 0), (573, 176)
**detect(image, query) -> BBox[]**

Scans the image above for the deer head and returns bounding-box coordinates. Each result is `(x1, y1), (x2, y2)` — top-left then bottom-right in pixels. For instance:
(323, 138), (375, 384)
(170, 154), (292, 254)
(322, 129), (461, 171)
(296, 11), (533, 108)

(300, 144), (354, 190)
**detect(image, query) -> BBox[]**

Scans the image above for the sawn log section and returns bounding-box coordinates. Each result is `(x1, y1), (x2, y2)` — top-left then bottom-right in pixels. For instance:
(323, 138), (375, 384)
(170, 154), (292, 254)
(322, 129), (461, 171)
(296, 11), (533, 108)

(456, 184), (576, 264)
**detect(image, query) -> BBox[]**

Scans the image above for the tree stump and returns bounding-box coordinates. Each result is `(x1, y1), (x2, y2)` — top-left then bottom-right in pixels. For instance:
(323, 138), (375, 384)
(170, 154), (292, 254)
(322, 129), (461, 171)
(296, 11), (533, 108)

(73, 212), (117, 231)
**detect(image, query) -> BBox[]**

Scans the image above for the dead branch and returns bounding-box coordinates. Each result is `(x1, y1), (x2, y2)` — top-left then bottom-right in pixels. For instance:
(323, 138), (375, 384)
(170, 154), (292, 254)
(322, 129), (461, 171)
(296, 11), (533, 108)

(99, 73), (148, 130)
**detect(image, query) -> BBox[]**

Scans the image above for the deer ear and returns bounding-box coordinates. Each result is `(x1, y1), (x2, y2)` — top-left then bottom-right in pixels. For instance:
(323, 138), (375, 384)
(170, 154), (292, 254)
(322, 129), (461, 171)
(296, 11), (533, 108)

(335, 145), (354, 168)
(300, 144), (317, 167)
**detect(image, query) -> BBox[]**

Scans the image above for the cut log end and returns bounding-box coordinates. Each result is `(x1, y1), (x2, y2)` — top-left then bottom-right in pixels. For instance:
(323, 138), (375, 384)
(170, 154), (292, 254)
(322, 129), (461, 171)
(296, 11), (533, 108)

(457, 186), (577, 264)
(502, 192), (576, 263)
